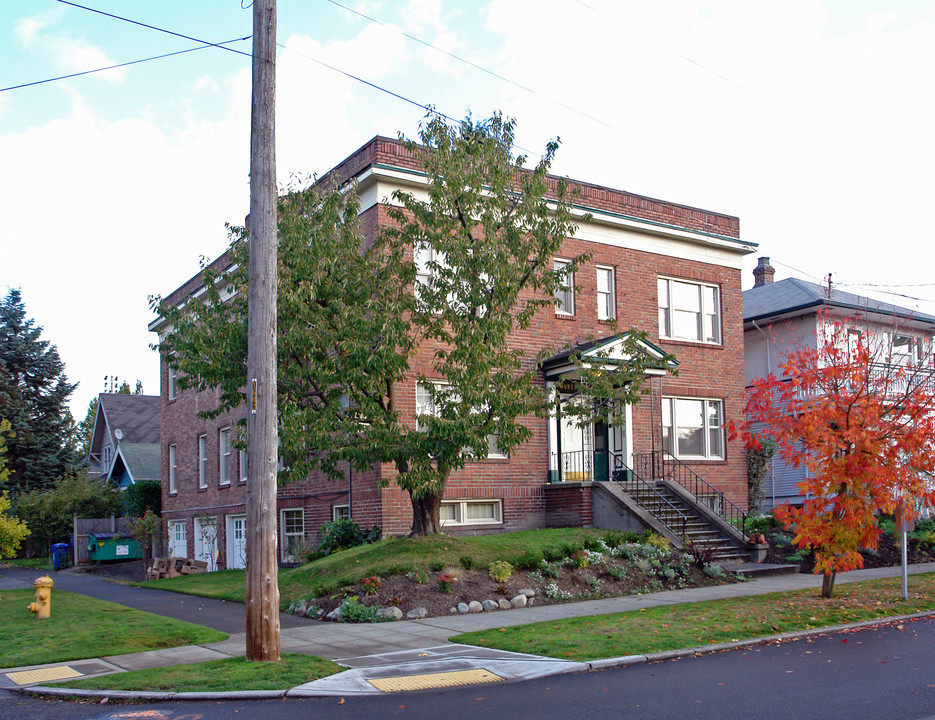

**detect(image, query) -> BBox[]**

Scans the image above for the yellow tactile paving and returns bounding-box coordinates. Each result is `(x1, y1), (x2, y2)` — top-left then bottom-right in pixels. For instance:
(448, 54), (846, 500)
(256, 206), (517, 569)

(6, 665), (83, 685)
(367, 668), (505, 692)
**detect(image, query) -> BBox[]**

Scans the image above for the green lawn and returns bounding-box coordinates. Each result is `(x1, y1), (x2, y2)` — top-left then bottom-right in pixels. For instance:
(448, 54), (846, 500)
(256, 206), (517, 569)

(0, 589), (226, 668)
(452, 573), (935, 661)
(61, 654), (342, 692)
(137, 528), (608, 607)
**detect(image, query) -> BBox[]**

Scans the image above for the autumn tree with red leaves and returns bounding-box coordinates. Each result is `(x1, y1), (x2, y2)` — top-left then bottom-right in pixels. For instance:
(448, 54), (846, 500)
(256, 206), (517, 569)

(745, 315), (935, 598)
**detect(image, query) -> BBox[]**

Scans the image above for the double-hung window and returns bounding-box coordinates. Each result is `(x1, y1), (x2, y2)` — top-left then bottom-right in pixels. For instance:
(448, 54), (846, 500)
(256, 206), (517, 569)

(168, 444), (177, 494)
(239, 447), (247, 483)
(662, 397), (724, 460)
(554, 259), (574, 315)
(167, 366), (177, 401)
(597, 265), (615, 320)
(219, 427), (231, 486)
(280, 509), (304, 564)
(198, 434), (208, 489)
(658, 277), (720, 343)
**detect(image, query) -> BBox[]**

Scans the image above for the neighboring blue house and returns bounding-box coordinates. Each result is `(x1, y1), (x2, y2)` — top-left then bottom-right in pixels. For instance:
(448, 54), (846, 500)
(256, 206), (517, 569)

(743, 257), (935, 510)
(86, 393), (160, 489)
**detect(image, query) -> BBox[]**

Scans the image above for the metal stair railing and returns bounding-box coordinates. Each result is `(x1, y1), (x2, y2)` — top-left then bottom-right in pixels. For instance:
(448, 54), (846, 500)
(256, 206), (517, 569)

(632, 450), (747, 538)
(610, 453), (687, 540)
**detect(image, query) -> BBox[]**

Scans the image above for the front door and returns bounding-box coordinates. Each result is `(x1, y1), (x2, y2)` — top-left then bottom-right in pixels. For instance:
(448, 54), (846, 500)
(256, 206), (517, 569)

(167, 520), (187, 559)
(226, 514), (247, 569)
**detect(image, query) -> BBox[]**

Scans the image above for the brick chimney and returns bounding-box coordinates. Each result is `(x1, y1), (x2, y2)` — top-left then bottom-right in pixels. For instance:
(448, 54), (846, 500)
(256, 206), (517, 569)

(753, 256), (775, 288)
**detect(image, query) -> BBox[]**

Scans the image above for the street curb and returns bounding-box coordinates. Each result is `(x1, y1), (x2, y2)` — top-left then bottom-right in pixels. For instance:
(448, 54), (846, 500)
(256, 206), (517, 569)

(582, 609), (935, 672)
(15, 610), (935, 702)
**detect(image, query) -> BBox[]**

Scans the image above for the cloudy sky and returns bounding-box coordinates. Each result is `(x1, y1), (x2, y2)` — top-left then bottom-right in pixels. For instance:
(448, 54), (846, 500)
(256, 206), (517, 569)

(3, 0), (935, 421)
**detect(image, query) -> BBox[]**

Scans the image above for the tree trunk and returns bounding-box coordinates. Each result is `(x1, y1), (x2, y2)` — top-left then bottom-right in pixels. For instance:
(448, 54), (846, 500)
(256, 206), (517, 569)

(821, 570), (836, 599)
(410, 491), (443, 536)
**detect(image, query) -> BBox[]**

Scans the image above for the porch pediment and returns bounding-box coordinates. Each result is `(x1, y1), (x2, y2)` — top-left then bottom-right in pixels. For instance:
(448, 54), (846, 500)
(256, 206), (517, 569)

(541, 331), (677, 379)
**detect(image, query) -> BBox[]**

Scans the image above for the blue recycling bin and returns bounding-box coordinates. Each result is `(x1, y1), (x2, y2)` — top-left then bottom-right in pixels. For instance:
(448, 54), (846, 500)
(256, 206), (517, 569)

(52, 542), (70, 571)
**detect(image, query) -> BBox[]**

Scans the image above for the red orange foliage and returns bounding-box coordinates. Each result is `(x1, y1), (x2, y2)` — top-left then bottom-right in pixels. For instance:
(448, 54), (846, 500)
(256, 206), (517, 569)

(745, 316), (935, 597)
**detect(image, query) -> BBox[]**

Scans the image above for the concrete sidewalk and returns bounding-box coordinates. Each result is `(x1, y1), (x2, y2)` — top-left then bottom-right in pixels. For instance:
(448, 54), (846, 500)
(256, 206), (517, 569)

(3, 562), (934, 698)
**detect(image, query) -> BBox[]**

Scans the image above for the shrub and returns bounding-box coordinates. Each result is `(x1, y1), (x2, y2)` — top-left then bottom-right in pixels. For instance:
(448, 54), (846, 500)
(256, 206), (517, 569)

(429, 561), (445, 572)
(745, 514), (779, 536)
(606, 564), (627, 581)
(601, 530), (642, 549)
(703, 563), (725, 579)
(542, 546), (565, 563)
(488, 560), (513, 583)
(644, 532), (670, 552)
(459, 555), (476, 570)
(360, 576), (382, 595)
(317, 519), (381, 556)
(559, 542), (583, 559)
(686, 539), (717, 569)
(541, 561), (561, 579)
(583, 537), (602, 552)
(337, 599), (384, 623)
(512, 550), (542, 570)
(387, 596), (403, 607)
(123, 480), (162, 518)
(570, 550), (589, 569)
(437, 573), (457, 593)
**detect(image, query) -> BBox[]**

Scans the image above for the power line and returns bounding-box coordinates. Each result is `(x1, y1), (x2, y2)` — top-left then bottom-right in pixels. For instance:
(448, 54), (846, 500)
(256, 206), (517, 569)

(56, 1), (253, 59)
(325, 0), (623, 134)
(1, 37), (250, 93)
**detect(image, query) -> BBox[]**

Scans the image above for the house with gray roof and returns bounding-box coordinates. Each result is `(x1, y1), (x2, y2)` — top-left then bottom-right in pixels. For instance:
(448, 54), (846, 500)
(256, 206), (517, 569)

(743, 257), (935, 510)
(86, 393), (160, 489)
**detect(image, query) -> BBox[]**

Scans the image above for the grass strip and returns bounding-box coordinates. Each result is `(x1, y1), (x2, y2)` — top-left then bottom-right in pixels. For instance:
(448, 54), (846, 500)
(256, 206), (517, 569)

(451, 573), (935, 661)
(0, 589), (226, 668)
(136, 528), (607, 606)
(60, 654), (342, 692)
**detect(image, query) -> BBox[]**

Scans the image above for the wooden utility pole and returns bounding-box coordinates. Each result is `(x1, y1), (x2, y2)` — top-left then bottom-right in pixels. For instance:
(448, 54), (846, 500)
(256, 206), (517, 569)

(246, 0), (279, 662)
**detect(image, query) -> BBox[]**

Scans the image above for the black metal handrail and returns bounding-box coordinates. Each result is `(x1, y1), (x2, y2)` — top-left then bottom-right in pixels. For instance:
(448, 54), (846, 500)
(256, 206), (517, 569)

(611, 454), (688, 539)
(632, 450), (747, 537)
(550, 449), (594, 482)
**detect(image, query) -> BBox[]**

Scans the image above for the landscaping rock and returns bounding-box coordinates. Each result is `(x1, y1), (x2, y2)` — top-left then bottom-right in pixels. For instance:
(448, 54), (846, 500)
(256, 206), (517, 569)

(406, 606), (428, 619)
(293, 605), (306, 617)
(377, 607), (403, 621)
(326, 607), (342, 621)
(457, 602), (470, 614)
(482, 599), (499, 612)
(519, 588), (536, 598)
(468, 600), (483, 613)
(511, 594), (527, 608)
(498, 598), (512, 611)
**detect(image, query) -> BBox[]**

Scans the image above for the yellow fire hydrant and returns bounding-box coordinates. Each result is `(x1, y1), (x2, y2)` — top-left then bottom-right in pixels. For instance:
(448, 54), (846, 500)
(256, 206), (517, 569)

(27, 575), (54, 619)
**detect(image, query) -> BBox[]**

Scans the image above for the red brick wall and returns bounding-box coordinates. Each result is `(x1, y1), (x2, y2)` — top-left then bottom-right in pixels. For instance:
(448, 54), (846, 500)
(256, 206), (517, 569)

(544, 483), (594, 528)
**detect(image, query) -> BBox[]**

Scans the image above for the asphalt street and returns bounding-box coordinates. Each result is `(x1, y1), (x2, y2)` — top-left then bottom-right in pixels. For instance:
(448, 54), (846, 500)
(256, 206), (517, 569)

(3, 616), (934, 720)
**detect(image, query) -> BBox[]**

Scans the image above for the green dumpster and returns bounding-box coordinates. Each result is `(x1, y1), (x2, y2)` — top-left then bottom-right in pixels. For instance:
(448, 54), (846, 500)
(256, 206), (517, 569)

(87, 532), (143, 562)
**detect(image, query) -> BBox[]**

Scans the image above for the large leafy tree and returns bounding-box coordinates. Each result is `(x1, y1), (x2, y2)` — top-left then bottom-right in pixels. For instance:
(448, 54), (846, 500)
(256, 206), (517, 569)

(152, 180), (417, 485)
(386, 113), (663, 533)
(744, 316), (935, 598)
(0, 289), (76, 493)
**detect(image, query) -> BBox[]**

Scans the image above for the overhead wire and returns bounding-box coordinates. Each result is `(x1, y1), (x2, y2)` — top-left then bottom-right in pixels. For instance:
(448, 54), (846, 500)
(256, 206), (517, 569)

(56, 0), (253, 58)
(1, 37), (251, 93)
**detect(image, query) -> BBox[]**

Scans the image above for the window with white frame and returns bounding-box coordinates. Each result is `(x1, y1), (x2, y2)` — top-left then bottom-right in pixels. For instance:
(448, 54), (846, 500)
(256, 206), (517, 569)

(440, 499), (502, 527)
(596, 265), (615, 321)
(168, 366), (177, 401)
(219, 427), (231, 485)
(891, 334), (917, 366)
(198, 434), (208, 489)
(554, 259), (574, 315)
(280, 509), (304, 563)
(658, 277), (720, 343)
(662, 397), (724, 460)
(416, 382), (505, 458)
(597, 265), (617, 320)
(239, 447), (247, 483)
(168, 444), (177, 494)
(332, 504), (350, 521)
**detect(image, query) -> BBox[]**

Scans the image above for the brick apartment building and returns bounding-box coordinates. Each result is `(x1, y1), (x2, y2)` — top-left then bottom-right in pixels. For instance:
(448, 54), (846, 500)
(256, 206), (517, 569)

(149, 136), (756, 570)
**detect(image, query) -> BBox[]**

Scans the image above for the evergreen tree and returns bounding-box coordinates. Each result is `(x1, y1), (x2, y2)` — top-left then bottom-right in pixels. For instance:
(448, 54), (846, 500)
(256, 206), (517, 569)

(0, 289), (76, 493)
(75, 397), (98, 461)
